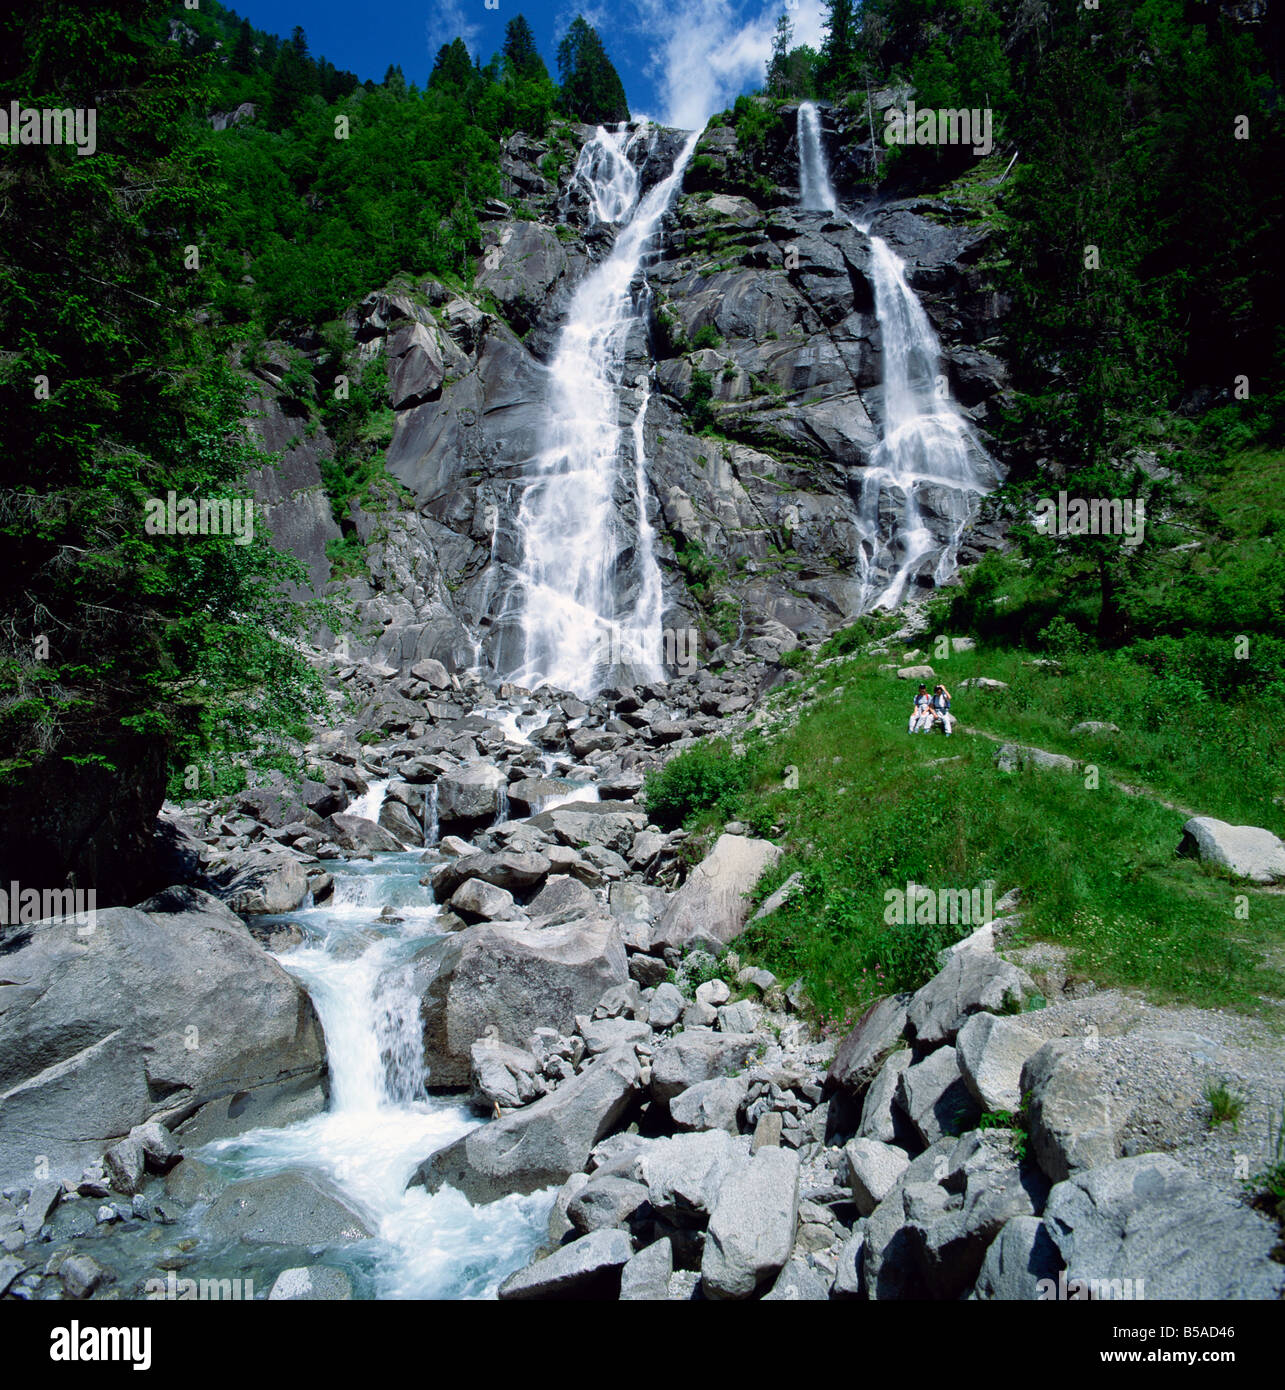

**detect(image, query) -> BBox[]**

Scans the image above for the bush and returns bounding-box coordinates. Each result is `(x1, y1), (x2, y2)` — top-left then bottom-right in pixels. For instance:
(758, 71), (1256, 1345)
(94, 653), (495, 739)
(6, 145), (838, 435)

(643, 740), (753, 829)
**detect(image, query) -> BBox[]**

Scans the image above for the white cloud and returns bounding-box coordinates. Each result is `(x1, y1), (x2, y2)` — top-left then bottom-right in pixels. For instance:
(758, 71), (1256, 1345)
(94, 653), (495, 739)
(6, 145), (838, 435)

(425, 0), (482, 62)
(631, 0), (828, 130)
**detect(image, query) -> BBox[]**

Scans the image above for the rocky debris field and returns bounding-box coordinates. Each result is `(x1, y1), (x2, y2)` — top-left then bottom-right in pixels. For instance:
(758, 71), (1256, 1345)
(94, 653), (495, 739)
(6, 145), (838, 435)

(3, 641), (1284, 1302)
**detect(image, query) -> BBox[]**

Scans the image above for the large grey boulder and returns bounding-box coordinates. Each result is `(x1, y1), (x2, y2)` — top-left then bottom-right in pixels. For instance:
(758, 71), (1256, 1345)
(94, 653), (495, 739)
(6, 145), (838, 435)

(956, 1012), (1045, 1112)
(526, 874), (597, 925)
(895, 1045), (980, 1147)
(1043, 1155), (1285, 1300)
(632, 1129), (751, 1223)
(619, 1238), (673, 1301)
(209, 848), (309, 914)
(1178, 816), (1285, 884)
(448, 877), (521, 923)
(858, 1050), (914, 1144)
(431, 850), (552, 900)
(1021, 1041), (1119, 1182)
(436, 763), (507, 830)
(418, 916), (628, 1086)
(649, 1029), (758, 1103)
(414, 1045), (641, 1202)
(651, 833), (782, 953)
(0, 898), (326, 1186)
(973, 1216), (1061, 1300)
(670, 1076), (747, 1134)
(701, 1147), (800, 1300)
(469, 1039), (543, 1111)
(269, 1265), (354, 1301)
(567, 1176), (651, 1235)
(323, 813), (405, 853)
(497, 1228), (633, 1301)
(205, 1172), (370, 1246)
(825, 993), (911, 1098)
(905, 950), (1035, 1047)
(844, 1138), (911, 1216)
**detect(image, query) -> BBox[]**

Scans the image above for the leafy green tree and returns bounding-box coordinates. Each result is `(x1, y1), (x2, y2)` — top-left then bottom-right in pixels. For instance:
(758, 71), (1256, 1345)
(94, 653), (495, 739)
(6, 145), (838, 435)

(557, 15), (629, 124)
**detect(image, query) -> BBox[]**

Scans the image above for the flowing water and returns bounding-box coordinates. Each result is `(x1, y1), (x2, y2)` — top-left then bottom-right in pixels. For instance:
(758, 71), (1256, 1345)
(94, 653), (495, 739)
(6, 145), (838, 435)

(506, 123), (703, 697)
(194, 852), (555, 1299)
(795, 104), (995, 609)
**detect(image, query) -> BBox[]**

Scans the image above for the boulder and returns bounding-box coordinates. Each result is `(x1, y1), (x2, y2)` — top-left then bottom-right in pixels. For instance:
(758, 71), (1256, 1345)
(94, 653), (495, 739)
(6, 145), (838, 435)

(1021, 1041), (1120, 1182)
(497, 1228), (633, 1301)
(633, 1129), (751, 1223)
(469, 1039), (543, 1111)
(647, 982), (685, 1029)
(955, 1012), (1045, 1112)
(209, 849), (309, 914)
(0, 899), (326, 1186)
(322, 814), (405, 854)
(448, 877), (521, 923)
(419, 916), (628, 1086)
(204, 1172), (370, 1246)
(761, 1258), (831, 1300)
(896, 1045), (980, 1147)
(527, 874), (598, 924)
(1177, 816), (1285, 884)
(436, 763), (507, 829)
(650, 1029), (758, 1103)
(670, 1076), (747, 1134)
(651, 834), (782, 953)
(825, 993), (911, 1098)
(415, 1046), (641, 1202)
(268, 1266), (354, 1300)
(619, 1238), (673, 1301)
(1043, 1155), (1285, 1300)
(973, 1216), (1061, 1300)
(844, 1138), (911, 1216)
(581, 1016), (651, 1055)
(701, 1147), (800, 1300)
(858, 1050), (914, 1144)
(431, 850), (552, 899)
(905, 950), (1035, 1047)
(103, 1137), (146, 1197)
(567, 1176), (651, 1235)
(896, 665), (936, 681)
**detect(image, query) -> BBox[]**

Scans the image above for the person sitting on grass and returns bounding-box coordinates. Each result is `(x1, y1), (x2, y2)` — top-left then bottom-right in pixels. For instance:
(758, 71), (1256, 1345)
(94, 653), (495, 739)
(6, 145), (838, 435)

(932, 683), (954, 737)
(908, 684), (933, 733)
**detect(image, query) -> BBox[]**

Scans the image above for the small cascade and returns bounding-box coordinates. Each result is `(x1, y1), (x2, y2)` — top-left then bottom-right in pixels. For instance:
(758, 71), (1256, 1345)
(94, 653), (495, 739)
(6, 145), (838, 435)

(491, 780), (511, 828)
(422, 783), (439, 847)
(345, 777), (390, 824)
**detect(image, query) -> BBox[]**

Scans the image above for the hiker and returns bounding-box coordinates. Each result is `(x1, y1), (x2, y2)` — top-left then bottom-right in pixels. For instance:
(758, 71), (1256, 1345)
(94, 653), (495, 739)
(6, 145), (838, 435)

(932, 683), (954, 736)
(908, 683), (933, 733)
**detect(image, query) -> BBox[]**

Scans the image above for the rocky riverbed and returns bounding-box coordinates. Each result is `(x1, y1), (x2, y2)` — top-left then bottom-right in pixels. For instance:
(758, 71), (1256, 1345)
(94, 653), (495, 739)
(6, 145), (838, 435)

(2, 644), (1283, 1302)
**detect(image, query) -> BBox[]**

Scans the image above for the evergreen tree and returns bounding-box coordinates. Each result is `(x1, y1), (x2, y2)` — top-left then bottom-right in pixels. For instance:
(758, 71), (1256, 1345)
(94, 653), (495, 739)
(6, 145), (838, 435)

(556, 15), (629, 124)
(230, 17), (254, 74)
(820, 0), (857, 94)
(503, 14), (548, 82)
(429, 37), (475, 94)
(766, 13), (793, 96)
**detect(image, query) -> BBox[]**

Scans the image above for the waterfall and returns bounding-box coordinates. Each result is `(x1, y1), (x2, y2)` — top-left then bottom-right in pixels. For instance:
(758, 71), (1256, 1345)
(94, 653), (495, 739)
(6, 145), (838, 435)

(422, 783), (439, 847)
(506, 123), (704, 698)
(346, 777), (390, 823)
(857, 237), (993, 608)
(797, 101), (838, 213)
(793, 105), (996, 609)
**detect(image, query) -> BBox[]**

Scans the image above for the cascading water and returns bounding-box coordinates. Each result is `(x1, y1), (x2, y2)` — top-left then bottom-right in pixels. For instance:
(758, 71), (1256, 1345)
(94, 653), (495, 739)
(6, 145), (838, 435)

(797, 100), (838, 213)
(505, 123), (704, 697)
(345, 777), (390, 824)
(794, 104), (997, 609)
(195, 852), (553, 1298)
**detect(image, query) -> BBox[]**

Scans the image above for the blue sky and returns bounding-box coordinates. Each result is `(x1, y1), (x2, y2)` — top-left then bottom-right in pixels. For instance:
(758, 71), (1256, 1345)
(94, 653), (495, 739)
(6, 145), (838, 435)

(227, 0), (831, 127)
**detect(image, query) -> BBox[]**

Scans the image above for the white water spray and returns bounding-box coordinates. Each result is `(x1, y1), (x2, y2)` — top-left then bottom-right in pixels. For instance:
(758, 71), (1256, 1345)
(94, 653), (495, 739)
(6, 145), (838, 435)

(507, 124), (704, 697)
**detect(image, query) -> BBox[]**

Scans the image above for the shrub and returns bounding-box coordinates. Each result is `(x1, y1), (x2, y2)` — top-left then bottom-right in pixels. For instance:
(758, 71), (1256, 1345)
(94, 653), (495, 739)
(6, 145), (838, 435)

(643, 740), (753, 829)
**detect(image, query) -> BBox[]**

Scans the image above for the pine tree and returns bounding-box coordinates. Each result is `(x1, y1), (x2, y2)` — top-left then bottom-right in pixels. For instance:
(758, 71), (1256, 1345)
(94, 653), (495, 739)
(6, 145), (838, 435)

(503, 14), (548, 82)
(556, 15), (629, 124)
(820, 0), (857, 95)
(766, 12), (793, 96)
(230, 18), (254, 74)
(429, 38), (474, 94)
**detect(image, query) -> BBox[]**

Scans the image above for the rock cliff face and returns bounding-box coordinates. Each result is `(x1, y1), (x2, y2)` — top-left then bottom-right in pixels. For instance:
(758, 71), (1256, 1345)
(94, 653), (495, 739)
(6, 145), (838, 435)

(249, 102), (1011, 678)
